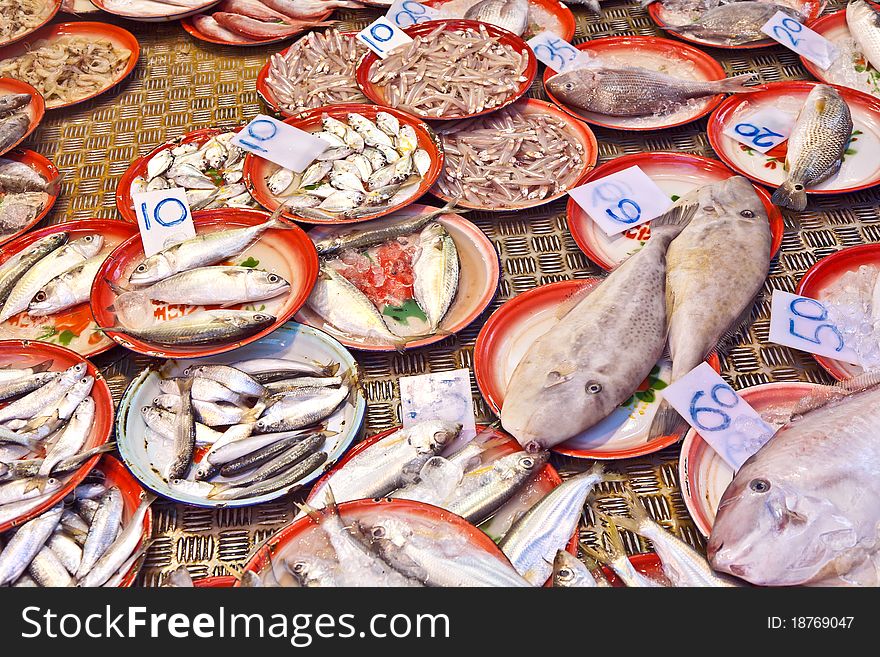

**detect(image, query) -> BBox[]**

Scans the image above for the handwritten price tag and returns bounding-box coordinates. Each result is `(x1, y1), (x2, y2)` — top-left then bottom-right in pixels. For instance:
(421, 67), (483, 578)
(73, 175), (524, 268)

(662, 362), (775, 470)
(132, 188), (196, 257)
(723, 107), (795, 154)
(400, 369), (476, 444)
(567, 165), (673, 236)
(357, 16), (413, 59)
(761, 12), (837, 70)
(768, 290), (861, 363)
(386, 0), (442, 28)
(527, 31), (592, 73)
(231, 115), (328, 173)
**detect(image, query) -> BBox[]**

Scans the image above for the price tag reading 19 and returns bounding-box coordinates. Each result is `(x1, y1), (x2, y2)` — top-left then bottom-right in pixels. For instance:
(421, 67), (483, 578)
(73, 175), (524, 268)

(357, 16), (413, 59)
(131, 187), (197, 257)
(386, 0), (441, 29)
(768, 289), (862, 363)
(723, 107), (795, 154)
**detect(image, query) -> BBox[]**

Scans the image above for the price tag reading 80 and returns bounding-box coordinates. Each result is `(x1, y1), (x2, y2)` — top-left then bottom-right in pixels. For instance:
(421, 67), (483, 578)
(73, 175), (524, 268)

(527, 31), (589, 73)
(386, 0), (441, 29)
(723, 107), (795, 154)
(357, 16), (413, 59)
(768, 290), (862, 363)
(567, 165), (673, 236)
(761, 12), (838, 70)
(132, 187), (197, 257)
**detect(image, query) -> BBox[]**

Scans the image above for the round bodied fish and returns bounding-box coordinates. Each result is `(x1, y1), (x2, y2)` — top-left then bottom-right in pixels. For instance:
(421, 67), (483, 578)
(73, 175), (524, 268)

(666, 2), (801, 45)
(0, 158), (53, 194)
(771, 85), (853, 212)
(117, 310), (275, 346)
(552, 550), (600, 588)
(500, 203), (695, 450)
(464, 0), (529, 36)
(412, 222), (459, 332)
(847, 0), (880, 72)
(707, 375), (880, 586)
(28, 254), (105, 316)
(0, 233), (68, 305)
(117, 266), (290, 306)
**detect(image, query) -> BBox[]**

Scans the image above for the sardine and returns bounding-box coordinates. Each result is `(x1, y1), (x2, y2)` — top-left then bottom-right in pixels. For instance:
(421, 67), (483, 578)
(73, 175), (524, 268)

(0, 233), (68, 305)
(0, 503), (63, 586)
(255, 383), (349, 433)
(412, 222), (459, 332)
(77, 487), (124, 579)
(0, 371), (59, 402)
(38, 397), (95, 477)
(232, 357), (338, 380)
(464, 0), (529, 36)
(28, 255), (105, 317)
(207, 451), (327, 500)
(29, 546), (74, 587)
(0, 363), (85, 423)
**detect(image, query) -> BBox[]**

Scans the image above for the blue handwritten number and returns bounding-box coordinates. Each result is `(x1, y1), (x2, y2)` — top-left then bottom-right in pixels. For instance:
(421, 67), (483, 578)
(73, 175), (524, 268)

(734, 122), (785, 149)
(772, 17), (803, 48)
(394, 1), (430, 28)
(153, 198), (188, 227)
(605, 198), (641, 224)
(788, 297), (845, 352)
(689, 384), (739, 432)
(534, 38), (579, 70)
(238, 119), (276, 154)
(361, 22), (395, 53)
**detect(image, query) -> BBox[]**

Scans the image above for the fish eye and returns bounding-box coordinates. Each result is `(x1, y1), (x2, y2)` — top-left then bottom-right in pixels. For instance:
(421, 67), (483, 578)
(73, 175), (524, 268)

(794, 184), (804, 191)
(268, 274), (279, 283)
(371, 526), (386, 539)
(557, 567), (572, 579)
(564, 82), (574, 91)
(33, 291), (45, 302)
(292, 562), (306, 574)
(703, 205), (716, 213)
(586, 381), (602, 394)
(520, 456), (535, 468)
(740, 209), (755, 218)
(136, 264), (147, 272)
(83, 235), (94, 242)
(749, 478), (771, 493)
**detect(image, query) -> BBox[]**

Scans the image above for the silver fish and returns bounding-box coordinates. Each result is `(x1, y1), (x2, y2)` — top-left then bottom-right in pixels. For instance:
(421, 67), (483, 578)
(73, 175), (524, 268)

(207, 451), (327, 501)
(204, 427), (311, 467)
(412, 222), (459, 332)
(552, 550), (599, 588)
(29, 546), (74, 587)
(0, 503), (63, 586)
(38, 397), (95, 477)
(771, 84), (853, 212)
(118, 310), (275, 347)
(585, 512), (666, 587)
(847, 0), (880, 72)
(232, 357), (338, 380)
(77, 487), (125, 579)
(667, 2), (801, 45)
(255, 383), (349, 433)
(464, 0), (529, 36)
(0, 363), (84, 423)
(46, 533), (83, 575)
(118, 266), (289, 306)
(0, 371), (59, 402)
(0, 114), (29, 153)
(0, 233), (68, 305)
(28, 255), (105, 317)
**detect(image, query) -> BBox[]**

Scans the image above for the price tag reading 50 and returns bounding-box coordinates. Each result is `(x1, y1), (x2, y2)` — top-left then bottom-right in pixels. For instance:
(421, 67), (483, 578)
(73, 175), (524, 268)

(662, 362), (775, 470)
(723, 107), (795, 154)
(527, 31), (591, 73)
(357, 16), (413, 59)
(132, 187), (197, 257)
(567, 165), (673, 236)
(768, 289), (861, 364)
(386, 0), (441, 29)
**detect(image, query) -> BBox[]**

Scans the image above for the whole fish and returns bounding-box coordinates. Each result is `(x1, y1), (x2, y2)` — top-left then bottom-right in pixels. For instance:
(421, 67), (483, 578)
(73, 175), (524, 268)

(160, 376), (246, 405)
(213, 12), (332, 39)
(0, 363), (84, 423)
(708, 374), (880, 586)
(1, 443), (116, 482)
(38, 397), (95, 477)
(545, 68), (754, 117)
(0, 371), (59, 402)
(359, 515), (532, 587)
(501, 203), (695, 450)
(0, 192), (48, 236)
(0, 94), (31, 115)
(77, 487), (124, 579)
(847, 1), (880, 72)
(265, 376), (342, 394)
(0, 233), (68, 305)
(771, 85), (853, 212)
(152, 394), (259, 427)
(206, 451), (327, 500)
(649, 177), (772, 439)
(204, 427), (315, 467)
(168, 379), (195, 481)
(117, 266), (289, 306)
(552, 550), (600, 588)
(666, 2), (801, 45)
(232, 357), (339, 380)
(0, 114), (30, 153)
(28, 546), (73, 587)
(183, 364), (264, 397)
(464, 0), (529, 36)
(216, 431), (316, 478)
(499, 465), (605, 585)
(255, 383), (350, 433)
(585, 513), (666, 587)
(128, 217), (283, 286)
(0, 158), (53, 194)
(259, 0), (362, 20)
(46, 533), (83, 575)
(212, 434), (325, 494)
(28, 255), (105, 316)
(0, 235), (104, 322)
(117, 310), (275, 346)
(412, 223), (459, 332)
(0, 503), (62, 586)
(0, 477), (62, 505)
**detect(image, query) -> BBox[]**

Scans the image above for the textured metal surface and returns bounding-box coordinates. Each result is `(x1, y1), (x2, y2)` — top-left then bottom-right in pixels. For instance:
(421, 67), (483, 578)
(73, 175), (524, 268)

(15, 0), (866, 585)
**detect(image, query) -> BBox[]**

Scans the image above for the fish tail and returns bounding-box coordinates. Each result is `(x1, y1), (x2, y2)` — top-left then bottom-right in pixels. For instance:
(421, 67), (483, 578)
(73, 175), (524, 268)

(45, 171), (65, 197)
(321, 361), (341, 377)
(714, 73), (757, 94)
(611, 488), (650, 534)
(647, 399), (687, 442)
(31, 359), (54, 373)
(578, 540), (613, 567)
(596, 509), (630, 562)
(771, 178), (808, 211)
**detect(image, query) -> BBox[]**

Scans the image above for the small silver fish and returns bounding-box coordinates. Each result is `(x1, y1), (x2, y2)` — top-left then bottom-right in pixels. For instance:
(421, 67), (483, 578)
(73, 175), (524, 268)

(412, 222), (459, 332)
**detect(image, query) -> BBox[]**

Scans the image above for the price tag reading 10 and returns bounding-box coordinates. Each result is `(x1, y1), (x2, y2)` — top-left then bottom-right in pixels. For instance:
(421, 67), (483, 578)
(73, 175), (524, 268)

(723, 107), (794, 154)
(231, 114), (328, 173)
(132, 187), (197, 258)
(357, 16), (413, 59)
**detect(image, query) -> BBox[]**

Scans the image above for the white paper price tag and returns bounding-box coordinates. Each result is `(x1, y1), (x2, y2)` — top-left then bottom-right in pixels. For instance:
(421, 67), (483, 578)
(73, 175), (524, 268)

(231, 115), (328, 173)
(768, 289), (861, 363)
(662, 362), (775, 470)
(358, 16), (413, 59)
(761, 11), (838, 70)
(132, 187), (196, 257)
(527, 31), (592, 73)
(400, 369), (476, 443)
(723, 107), (795, 154)
(567, 165), (673, 236)
(386, 0), (441, 28)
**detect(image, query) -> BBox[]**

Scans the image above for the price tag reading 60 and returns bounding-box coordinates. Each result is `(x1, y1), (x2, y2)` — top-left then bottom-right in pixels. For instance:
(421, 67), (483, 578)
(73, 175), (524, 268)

(386, 0), (441, 29)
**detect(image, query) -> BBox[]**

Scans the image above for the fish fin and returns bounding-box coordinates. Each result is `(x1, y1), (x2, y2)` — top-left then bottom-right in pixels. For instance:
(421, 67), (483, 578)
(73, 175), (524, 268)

(45, 171), (64, 197)
(321, 361), (340, 377)
(648, 201), (698, 239)
(714, 73), (757, 94)
(23, 476), (49, 493)
(712, 294), (759, 355)
(610, 488), (651, 535)
(789, 371), (880, 420)
(242, 403), (265, 424)
(554, 282), (599, 321)
(31, 359), (54, 373)
(771, 179), (808, 212)
(596, 510), (631, 561)
(646, 399), (687, 443)
(140, 491), (159, 506)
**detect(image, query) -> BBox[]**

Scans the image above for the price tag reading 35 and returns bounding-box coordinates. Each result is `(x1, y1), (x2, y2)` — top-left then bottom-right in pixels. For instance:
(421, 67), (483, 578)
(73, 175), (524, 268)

(662, 362), (775, 471)
(231, 115), (328, 173)
(357, 16), (413, 59)
(527, 31), (591, 73)
(768, 289), (861, 363)
(131, 187), (197, 257)
(761, 11), (838, 70)
(567, 165), (673, 236)
(386, 0), (441, 29)
(723, 107), (795, 154)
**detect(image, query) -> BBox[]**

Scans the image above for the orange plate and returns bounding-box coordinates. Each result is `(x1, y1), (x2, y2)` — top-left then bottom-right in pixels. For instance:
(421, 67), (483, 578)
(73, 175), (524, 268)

(421, 0), (576, 41)
(602, 553), (665, 586)
(648, 0), (825, 50)
(116, 125), (245, 223)
(0, 79), (44, 156)
(796, 243), (880, 379)
(181, 9), (332, 47)
(240, 497), (523, 584)
(542, 36), (733, 131)
(0, 341), (113, 533)
(474, 279), (721, 459)
(679, 382), (816, 537)
(356, 19), (537, 121)
(243, 104), (444, 224)
(0, 0), (61, 48)
(431, 98), (598, 211)
(90, 0), (221, 21)
(100, 455), (154, 587)
(91, 208), (319, 359)
(0, 149), (60, 246)
(803, 6), (880, 92)
(296, 204), (499, 351)
(194, 575), (238, 587)
(566, 152), (784, 271)
(0, 219), (138, 357)
(0, 22), (140, 110)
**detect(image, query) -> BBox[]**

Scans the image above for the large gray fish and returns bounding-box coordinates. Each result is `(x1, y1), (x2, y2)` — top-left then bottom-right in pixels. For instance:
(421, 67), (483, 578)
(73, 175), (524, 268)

(0, 114), (30, 153)
(649, 176), (772, 440)
(847, 0), (880, 72)
(117, 309), (275, 346)
(707, 374), (880, 586)
(771, 85), (853, 212)
(666, 2), (801, 45)
(501, 203), (695, 450)
(546, 67), (754, 117)
(412, 222), (459, 332)
(0, 158), (54, 194)
(0, 233), (68, 305)
(464, 0), (529, 36)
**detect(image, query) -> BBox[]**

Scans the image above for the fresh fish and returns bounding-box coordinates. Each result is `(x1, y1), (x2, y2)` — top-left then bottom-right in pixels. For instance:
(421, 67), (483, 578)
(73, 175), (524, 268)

(0, 371), (59, 402)
(0, 359), (52, 383)
(0, 192), (49, 236)
(501, 204), (696, 450)
(28, 255), (105, 317)
(546, 67), (754, 117)
(142, 406), (221, 450)
(46, 533), (83, 575)
(0, 114), (30, 153)
(212, 12), (330, 39)
(0, 233), (68, 305)
(265, 376), (342, 394)
(0, 503), (62, 586)
(159, 376), (246, 405)
(207, 451), (327, 500)
(153, 395), (256, 427)
(464, 0), (529, 36)
(211, 433), (325, 495)
(0, 235), (103, 322)
(29, 546), (74, 587)
(585, 513), (665, 587)
(38, 397), (95, 477)
(375, 112), (400, 138)
(267, 168), (297, 196)
(0, 158), (53, 194)
(255, 383), (349, 433)
(116, 266), (289, 307)
(204, 427), (314, 467)
(499, 466), (606, 585)
(0, 477), (62, 504)
(77, 487), (124, 579)
(1, 444), (116, 482)
(101, 545), (148, 588)
(847, 0), (880, 72)
(318, 189), (366, 212)
(552, 550), (599, 588)
(413, 149), (431, 177)
(146, 150), (173, 181)
(707, 374), (880, 586)
(260, 0), (362, 20)
(118, 310), (275, 347)
(0, 94), (31, 115)
(666, 2), (801, 45)
(412, 222), (459, 332)
(216, 431), (316, 478)
(771, 84), (853, 212)
(166, 378), (195, 481)
(0, 363), (85, 423)
(232, 357), (338, 380)
(650, 177), (772, 440)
